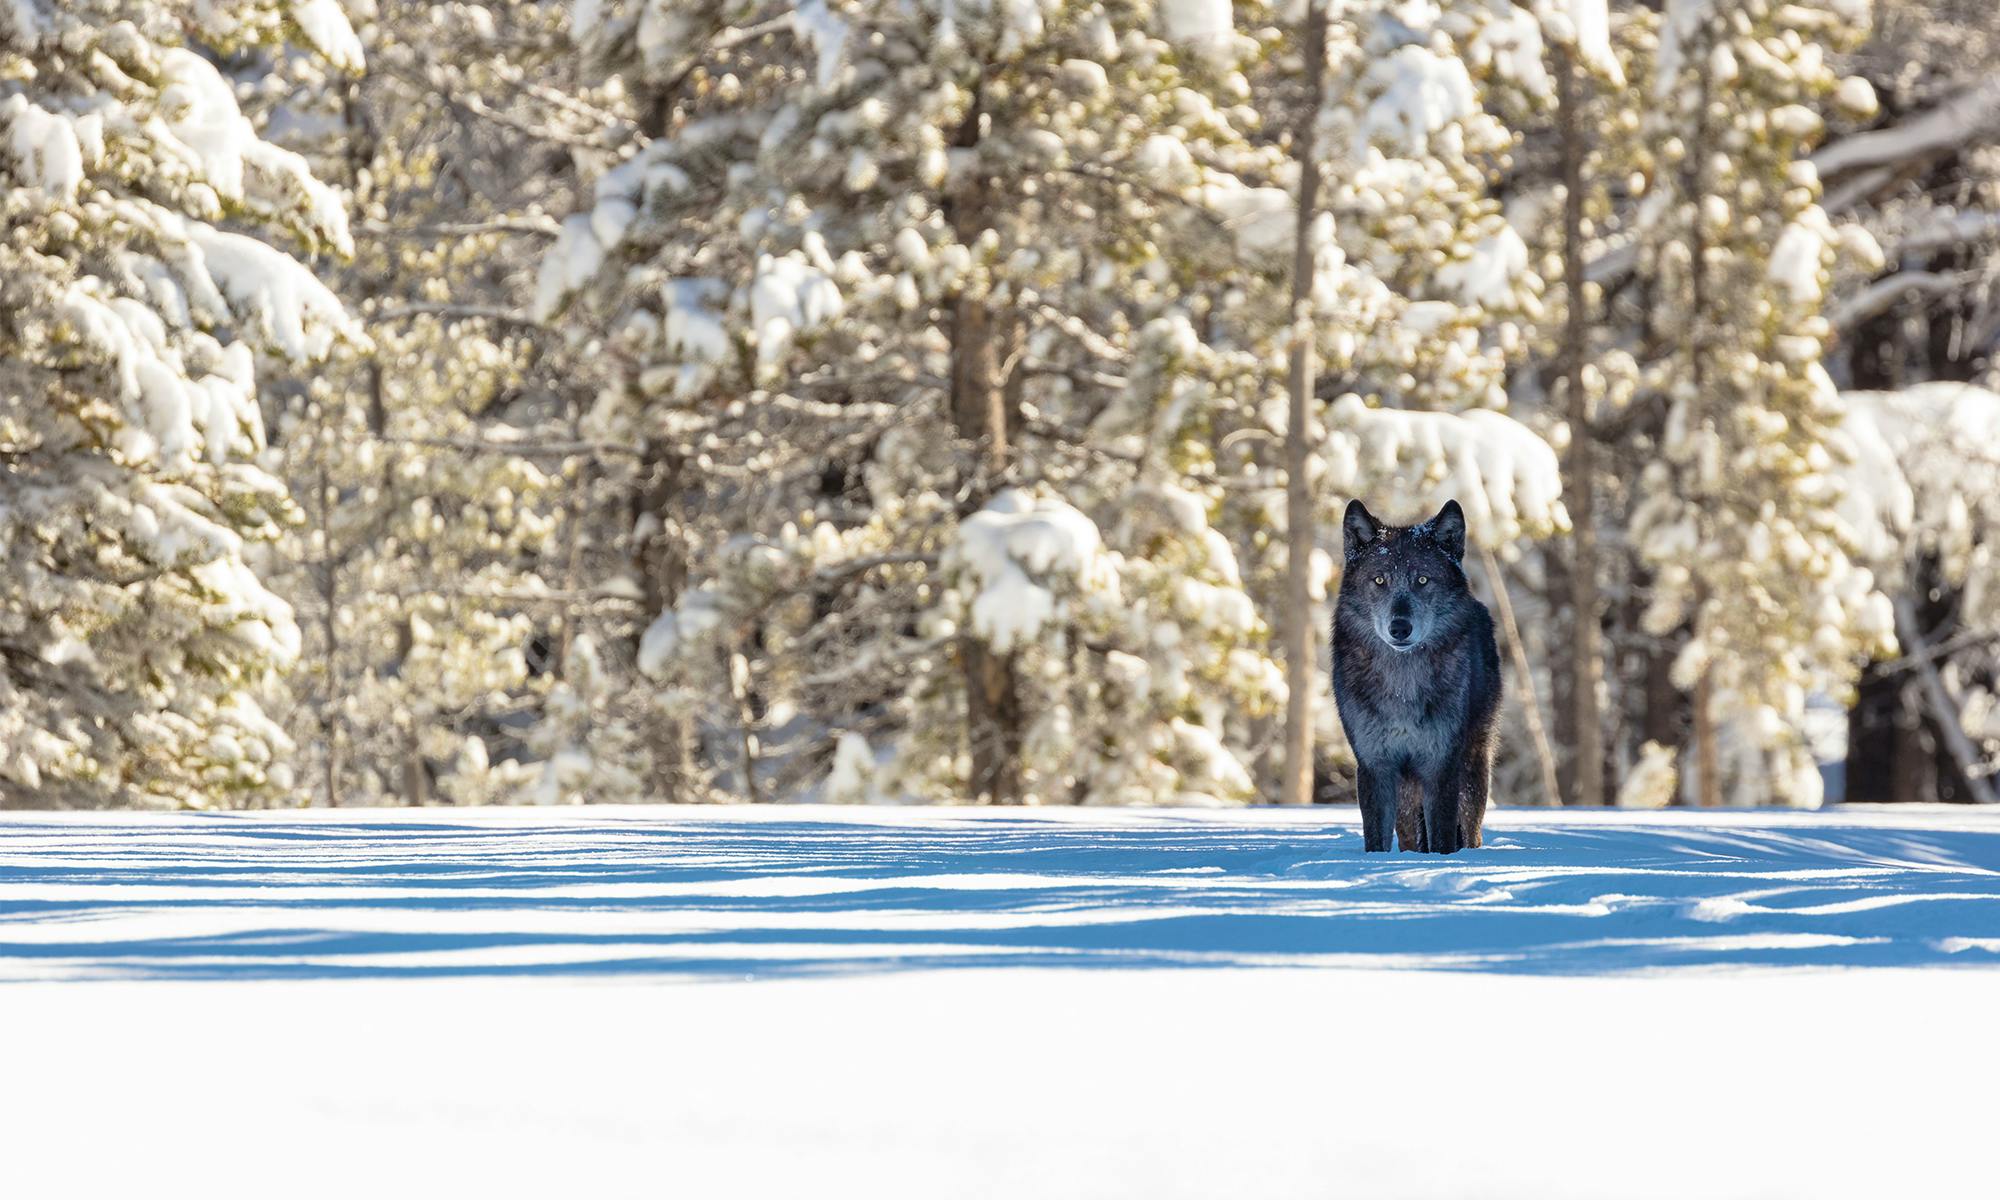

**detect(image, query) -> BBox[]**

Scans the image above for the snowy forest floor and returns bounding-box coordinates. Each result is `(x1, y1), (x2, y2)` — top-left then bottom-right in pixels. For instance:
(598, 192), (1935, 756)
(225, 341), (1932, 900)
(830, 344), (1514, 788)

(7, 805), (2000, 1197)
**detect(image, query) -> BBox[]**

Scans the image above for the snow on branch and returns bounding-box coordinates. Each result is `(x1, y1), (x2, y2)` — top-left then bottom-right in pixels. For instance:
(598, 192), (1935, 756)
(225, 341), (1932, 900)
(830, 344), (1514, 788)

(1813, 79), (2000, 181)
(1830, 269), (1976, 330)
(1884, 208), (2000, 260)
(947, 491), (1117, 654)
(290, 0), (366, 72)
(1838, 383), (2000, 591)
(1323, 395), (1569, 550)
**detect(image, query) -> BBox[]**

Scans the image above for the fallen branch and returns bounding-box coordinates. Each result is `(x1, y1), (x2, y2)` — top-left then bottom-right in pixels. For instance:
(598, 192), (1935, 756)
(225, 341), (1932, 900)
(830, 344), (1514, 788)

(1478, 545), (1564, 807)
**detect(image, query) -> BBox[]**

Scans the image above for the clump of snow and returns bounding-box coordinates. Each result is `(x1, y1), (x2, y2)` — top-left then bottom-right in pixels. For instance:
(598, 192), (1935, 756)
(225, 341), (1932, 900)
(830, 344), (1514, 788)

(638, 588), (727, 678)
(534, 148), (683, 317)
(1437, 226), (1530, 307)
(535, 213), (606, 319)
(1654, 0), (1715, 99)
(1834, 75), (1878, 118)
(794, 0), (849, 90)
(1167, 718), (1254, 801)
(1538, 0), (1625, 87)
(0, 0), (43, 43)
(145, 48), (352, 253)
(1361, 45), (1478, 151)
(1470, 3), (1552, 100)
(1323, 395), (1569, 547)
(531, 748), (593, 806)
(750, 253), (843, 365)
(948, 490), (1115, 653)
(660, 278), (732, 364)
(56, 261), (348, 476)
(1616, 741), (1679, 808)
(1766, 206), (1877, 306)
(1159, 0), (1232, 47)
(1205, 183), (1295, 264)
(3, 95), (85, 200)
(1839, 383), (2000, 594)
(1135, 133), (1198, 187)
(291, 0), (366, 71)
(892, 227), (931, 271)
(191, 228), (361, 361)
(822, 731), (877, 804)
(1828, 398), (1915, 573)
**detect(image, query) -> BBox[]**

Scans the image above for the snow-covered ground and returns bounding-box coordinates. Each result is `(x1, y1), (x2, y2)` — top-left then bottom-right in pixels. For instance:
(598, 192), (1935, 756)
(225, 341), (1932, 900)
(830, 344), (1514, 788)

(6, 804), (1999, 1197)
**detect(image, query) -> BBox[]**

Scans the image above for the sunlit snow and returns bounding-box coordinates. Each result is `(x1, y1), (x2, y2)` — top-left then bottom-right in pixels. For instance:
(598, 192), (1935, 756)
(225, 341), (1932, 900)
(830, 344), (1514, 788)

(5, 806), (1997, 1198)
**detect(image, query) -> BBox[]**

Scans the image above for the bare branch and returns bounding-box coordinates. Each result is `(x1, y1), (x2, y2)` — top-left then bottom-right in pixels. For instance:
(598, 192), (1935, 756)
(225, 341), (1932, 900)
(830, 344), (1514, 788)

(379, 435), (645, 459)
(367, 303), (545, 333)
(1026, 300), (1126, 362)
(358, 219), (561, 241)
(1830, 269), (1979, 329)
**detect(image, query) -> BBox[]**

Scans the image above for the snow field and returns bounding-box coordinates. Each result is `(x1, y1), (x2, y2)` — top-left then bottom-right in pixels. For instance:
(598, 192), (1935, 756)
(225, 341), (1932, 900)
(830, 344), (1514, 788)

(5, 804), (1998, 1198)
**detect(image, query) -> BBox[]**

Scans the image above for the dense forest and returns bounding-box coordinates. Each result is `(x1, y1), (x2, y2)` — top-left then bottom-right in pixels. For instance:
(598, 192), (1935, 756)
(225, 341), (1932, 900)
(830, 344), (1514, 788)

(2, 0), (1996, 809)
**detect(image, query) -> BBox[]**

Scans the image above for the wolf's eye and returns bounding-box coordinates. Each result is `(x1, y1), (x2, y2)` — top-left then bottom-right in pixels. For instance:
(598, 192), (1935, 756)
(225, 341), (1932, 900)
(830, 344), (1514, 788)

(1417, 575), (1429, 586)
(1373, 575), (1386, 586)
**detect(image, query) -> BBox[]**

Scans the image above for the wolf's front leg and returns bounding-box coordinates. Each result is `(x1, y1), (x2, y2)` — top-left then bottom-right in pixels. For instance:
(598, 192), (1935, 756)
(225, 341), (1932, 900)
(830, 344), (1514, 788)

(1458, 750), (1492, 851)
(1422, 762), (1464, 855)
(1395, 779), (1425, 853)
(1356, 764), (1397, 852)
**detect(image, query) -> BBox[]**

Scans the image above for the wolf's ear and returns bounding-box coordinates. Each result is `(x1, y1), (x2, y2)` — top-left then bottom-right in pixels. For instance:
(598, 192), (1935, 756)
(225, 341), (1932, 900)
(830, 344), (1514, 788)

(1342, 500), (1380, 562)
(1429, 499), (1467, 562)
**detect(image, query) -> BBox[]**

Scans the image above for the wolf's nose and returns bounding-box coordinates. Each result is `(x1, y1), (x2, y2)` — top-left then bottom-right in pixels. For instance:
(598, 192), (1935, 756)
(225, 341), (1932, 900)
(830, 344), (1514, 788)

(1388, 618), (1413, 641)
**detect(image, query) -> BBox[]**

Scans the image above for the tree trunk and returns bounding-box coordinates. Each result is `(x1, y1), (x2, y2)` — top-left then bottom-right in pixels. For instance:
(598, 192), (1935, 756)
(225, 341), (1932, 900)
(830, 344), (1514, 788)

(635, 438), (691, 801)
(315, 451), (341, 810)
(1693, 664), (1720, 807)
(310, 80), (382, 810)
(951, 292), (1026, 804)
(1684, 52), (1721, 811)
(397, 615), (429, 806)
(1555, 44), (1607, 807)
(947, 80), (1026, 805)
(341, 77), (432, 808)
(1547, 551), (1577, 801)
(622, 86), (694, 803)
(1279, 1), (1329, 808)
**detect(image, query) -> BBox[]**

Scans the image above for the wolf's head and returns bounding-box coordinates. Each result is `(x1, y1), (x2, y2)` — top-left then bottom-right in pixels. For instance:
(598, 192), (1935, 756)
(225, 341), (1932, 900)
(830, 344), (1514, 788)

(1338, 499), (1472, 653)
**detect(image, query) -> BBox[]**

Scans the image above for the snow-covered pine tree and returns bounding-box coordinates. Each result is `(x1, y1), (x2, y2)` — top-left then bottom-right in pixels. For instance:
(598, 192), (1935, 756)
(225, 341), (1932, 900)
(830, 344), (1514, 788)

(0, 0), (363, 806)
(1299, 0), (1577, 538)
(255, 1), (593, 806)
(1822, 0), (2000, 804)
(1839, 382), (2000, 805)
(544, 1), (1292, 804)
(1201, 1), (1571, 802)
(1533, 0), (1630, 808)
(1630, 0), (1894, 807)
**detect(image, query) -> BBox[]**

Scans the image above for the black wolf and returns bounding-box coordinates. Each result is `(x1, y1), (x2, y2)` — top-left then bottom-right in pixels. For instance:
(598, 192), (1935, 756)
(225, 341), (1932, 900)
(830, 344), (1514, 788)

(1332, 499), (1501, 853)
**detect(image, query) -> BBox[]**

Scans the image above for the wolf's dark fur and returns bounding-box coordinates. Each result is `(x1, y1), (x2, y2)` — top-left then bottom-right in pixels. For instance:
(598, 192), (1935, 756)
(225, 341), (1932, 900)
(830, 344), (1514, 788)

(1331, 499), (1501, 853)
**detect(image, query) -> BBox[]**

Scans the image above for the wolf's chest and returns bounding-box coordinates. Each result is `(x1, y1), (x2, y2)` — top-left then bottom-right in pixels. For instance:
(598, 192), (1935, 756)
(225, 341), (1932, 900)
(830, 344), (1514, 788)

(1335, 659), (1468, 755)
